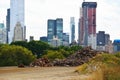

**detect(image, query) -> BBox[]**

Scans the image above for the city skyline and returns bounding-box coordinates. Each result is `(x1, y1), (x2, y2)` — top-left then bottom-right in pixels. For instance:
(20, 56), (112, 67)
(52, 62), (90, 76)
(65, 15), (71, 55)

(0, 0), (120, 41)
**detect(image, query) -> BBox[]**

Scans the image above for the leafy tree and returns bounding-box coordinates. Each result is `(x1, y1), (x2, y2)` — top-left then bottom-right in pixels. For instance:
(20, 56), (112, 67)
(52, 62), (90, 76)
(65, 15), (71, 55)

(27, 41), (51, 58)
(11, 41), (51, 58)
(59, 49), (70, 57)
(0, 45), (36, 66)
(11, 41), (28, 48)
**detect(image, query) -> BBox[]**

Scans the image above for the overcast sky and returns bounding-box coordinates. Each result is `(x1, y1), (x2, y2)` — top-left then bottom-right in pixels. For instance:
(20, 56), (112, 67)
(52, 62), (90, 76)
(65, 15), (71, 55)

(0, 0), (120, 41)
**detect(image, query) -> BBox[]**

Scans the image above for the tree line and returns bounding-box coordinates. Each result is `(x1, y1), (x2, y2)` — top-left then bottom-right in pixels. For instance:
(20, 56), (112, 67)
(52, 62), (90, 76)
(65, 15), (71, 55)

(0, 41), (82, 66)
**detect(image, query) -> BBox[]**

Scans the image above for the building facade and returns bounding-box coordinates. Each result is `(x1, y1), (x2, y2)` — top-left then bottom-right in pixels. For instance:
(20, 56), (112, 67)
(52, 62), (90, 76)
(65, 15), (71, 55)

(13, 22), (23, 42)
(63, 33), (69, 46)
(97, 31), (106, 46)
(96, 31), (112, 52)
(9, 0), (25, 43)
(47, 18), (63, 46)
(0, 23), (7, 44)
(78, 2), (97, 49)
(70, 17), (75, 43)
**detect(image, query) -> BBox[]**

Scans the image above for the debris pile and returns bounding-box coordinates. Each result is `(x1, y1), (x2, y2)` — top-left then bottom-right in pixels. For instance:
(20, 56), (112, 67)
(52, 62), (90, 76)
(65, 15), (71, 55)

(53, 47), (100, 66)
(30, 47), (101, 67)
(30, 58), (53, 67)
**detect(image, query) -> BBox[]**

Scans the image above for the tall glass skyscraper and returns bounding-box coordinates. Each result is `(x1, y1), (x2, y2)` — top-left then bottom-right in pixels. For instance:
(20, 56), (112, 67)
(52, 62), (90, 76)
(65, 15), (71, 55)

(47, 18), (63, 46)
(9, 0), (25, 43)
(70, 17), (75, 43)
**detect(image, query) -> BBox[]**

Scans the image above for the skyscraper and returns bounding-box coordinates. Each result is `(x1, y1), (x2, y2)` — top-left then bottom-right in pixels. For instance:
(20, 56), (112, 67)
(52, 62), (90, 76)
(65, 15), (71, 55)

(47, 18), (63, 46)
(47, 19), (56, 44)
(70, 17), (75, 43)
(6, 8), (10, 43)
(9, 0), (25, 43)
(78, 2), (97, 49)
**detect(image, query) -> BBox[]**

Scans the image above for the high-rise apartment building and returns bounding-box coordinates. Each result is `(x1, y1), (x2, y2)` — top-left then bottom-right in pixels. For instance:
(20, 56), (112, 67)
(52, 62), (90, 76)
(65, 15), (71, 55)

(70, 17), (75, 43)
(47, 18), (63, 46)
(9, 0), (25, 43)
(78, 2), (97, 49)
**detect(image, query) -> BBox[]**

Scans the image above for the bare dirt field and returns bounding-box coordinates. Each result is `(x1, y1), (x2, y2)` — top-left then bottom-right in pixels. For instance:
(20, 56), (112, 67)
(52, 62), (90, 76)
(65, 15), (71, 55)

(0, 67), (87, 80)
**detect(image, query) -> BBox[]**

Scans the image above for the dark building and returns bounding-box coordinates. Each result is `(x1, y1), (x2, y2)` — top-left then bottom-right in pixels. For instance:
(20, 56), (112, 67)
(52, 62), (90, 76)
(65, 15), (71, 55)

(6, 8), (10, 43)
(97, 31), (105, 46)
(40, 36), (48, 42)
(97, 31), (110, 46)
(78, 2), (97, 49)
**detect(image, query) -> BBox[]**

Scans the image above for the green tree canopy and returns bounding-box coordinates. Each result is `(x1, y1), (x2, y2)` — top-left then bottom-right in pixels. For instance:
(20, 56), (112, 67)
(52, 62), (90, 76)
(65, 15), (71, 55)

(27, 41), (51, 58)
(11, 41), (51, 58)
(0, 45), (36, 66)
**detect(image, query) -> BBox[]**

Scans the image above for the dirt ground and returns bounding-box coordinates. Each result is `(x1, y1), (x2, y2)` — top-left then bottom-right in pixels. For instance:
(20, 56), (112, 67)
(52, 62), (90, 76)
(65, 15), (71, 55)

(0, 67), (87, 80)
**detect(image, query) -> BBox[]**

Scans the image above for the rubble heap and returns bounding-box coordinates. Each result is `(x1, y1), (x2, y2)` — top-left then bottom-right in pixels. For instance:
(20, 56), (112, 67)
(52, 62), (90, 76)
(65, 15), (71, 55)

(53, 47), (100, 66)
(30, 58), (53, 67)
(30, 47), (101, 67)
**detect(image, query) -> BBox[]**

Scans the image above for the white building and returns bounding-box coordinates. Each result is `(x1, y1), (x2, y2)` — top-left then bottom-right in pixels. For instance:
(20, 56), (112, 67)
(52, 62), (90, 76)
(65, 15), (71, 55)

(88, 34), (96, 50)
(9, 0), (25, 43)
(13, 22), (23, 42)
(51, 36), (61, 47)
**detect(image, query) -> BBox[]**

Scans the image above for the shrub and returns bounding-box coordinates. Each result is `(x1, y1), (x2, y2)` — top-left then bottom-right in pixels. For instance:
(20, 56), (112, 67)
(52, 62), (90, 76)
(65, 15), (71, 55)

(0, 45), (36, 66)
